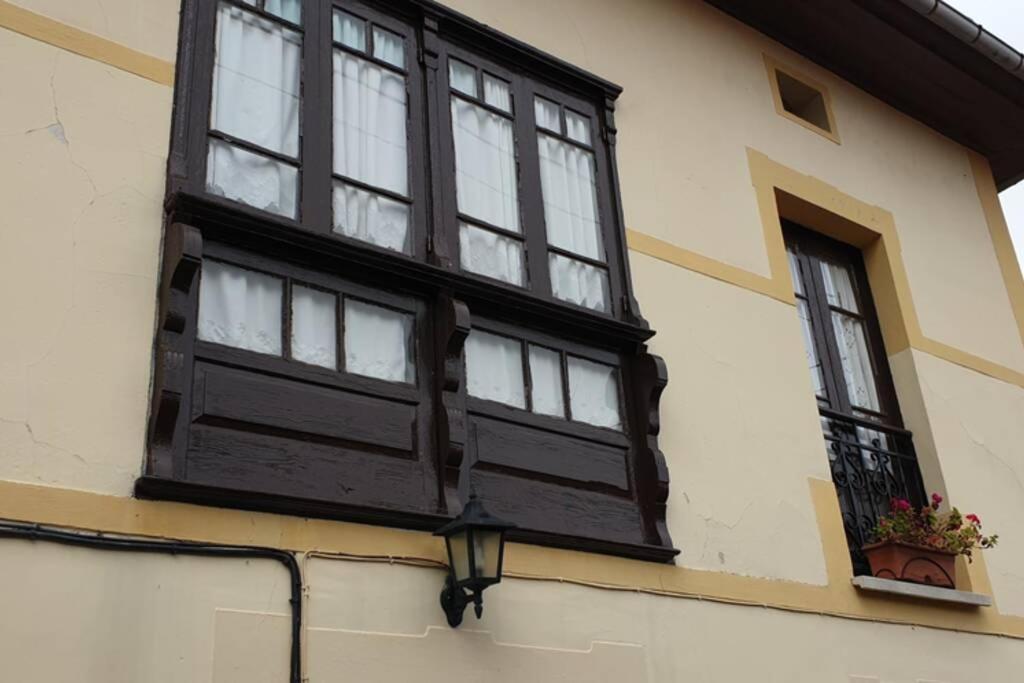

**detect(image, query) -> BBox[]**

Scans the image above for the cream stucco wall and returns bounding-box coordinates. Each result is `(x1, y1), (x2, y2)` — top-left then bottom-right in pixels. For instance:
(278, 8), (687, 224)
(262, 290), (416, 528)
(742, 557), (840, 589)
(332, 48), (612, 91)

(2, 0), (1024, 678)
(0, 539), (293, 683)
(441, 0), (1024, 375)
(0, 27), (168, 495)
(9, 548), (1023, 683)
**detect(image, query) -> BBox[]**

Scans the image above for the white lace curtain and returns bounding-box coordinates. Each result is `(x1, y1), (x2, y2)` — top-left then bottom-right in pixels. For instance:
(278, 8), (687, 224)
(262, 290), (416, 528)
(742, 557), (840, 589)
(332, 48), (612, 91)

(464, 331), (622, 430)
(536, 129), (608, 312)
(820, 261), (880, 412)
(207, 3), (301, 217)
(344, 300), (414, 383)
(198, 261), (283, 355)
(332, 49), (410, 252)
(451, 98), (520, 232)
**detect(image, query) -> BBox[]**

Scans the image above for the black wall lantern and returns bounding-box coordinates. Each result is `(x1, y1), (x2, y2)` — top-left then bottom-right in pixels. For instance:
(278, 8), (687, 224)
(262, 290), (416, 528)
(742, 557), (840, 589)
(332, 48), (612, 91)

(434, 494), (516, 627)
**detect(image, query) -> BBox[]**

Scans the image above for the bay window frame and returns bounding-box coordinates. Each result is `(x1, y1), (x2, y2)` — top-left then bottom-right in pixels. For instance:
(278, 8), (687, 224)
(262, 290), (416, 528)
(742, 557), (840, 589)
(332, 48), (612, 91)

(150, 0), (675, 563)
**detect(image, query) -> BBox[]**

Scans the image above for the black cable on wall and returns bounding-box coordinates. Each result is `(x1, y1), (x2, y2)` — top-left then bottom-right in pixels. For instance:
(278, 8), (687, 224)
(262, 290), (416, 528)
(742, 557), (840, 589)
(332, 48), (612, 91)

(0, 521), (302, 683)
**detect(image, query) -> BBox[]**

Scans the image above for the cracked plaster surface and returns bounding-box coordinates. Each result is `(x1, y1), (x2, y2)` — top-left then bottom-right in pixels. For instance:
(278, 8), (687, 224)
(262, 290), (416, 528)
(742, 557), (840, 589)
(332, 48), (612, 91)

(634, 252), (831, 585)
(0, 30), (171, 494)
(910, 350), (1024, 616)
(7, 0), (180, 63)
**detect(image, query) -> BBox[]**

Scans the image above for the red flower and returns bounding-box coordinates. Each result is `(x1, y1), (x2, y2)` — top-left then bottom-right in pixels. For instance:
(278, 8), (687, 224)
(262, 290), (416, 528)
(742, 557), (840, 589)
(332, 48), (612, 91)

(892, 498), (911, 512)
(931, 493), (943, 508)
(966, 514), (981, 525)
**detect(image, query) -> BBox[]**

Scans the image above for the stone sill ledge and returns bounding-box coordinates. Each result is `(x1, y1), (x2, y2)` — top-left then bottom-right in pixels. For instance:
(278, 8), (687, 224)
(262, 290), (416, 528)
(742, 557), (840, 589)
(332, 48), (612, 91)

(852, 576), (992, 607)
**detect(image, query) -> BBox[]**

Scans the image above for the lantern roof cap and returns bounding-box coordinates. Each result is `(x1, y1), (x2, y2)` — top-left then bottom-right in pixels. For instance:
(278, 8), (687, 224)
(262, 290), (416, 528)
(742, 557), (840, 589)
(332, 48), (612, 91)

(434, 494), (517, 537)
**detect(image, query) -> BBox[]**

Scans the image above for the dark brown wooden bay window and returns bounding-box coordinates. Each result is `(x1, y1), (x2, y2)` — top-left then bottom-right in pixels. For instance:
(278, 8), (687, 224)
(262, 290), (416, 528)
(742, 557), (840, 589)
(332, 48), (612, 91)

(784, 223), (927, 574)
(143, 0), (676, 562)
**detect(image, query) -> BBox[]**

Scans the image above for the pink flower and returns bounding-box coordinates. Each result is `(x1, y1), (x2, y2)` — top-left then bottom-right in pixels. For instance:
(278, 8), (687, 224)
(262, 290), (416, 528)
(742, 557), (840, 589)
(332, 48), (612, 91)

(966, 514), (981, 525)
(931, 493), (943, 509)
(892, 498), (911, 512)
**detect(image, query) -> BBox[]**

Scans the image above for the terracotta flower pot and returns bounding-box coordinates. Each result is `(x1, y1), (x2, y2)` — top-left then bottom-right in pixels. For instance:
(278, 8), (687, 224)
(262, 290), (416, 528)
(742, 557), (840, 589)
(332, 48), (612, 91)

(862, 541), (957, 588)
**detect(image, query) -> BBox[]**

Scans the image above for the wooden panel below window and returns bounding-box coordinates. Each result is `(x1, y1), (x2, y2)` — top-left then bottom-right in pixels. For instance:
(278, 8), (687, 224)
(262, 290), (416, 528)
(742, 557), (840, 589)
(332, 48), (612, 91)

(184, 361), (436, 515)
(469, 468), (644, 547)
(195, 363), (416, 455)
(470, 415), (629, 494)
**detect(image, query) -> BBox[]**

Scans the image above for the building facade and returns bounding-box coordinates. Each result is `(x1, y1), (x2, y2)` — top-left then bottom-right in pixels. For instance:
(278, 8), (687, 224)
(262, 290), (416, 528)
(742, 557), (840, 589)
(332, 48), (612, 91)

(2, 0), (1024, 680)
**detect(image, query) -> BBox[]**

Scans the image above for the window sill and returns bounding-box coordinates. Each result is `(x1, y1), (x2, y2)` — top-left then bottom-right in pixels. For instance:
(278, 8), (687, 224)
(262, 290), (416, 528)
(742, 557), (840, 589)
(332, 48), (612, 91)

(852, 576), (992, 607)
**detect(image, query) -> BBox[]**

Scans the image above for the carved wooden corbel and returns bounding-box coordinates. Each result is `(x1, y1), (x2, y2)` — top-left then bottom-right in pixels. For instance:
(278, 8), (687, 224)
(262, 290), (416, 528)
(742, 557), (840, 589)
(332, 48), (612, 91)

(631, 350), (673, 550)
(147, 222), (202, 476)
(434, 292), (472, 515)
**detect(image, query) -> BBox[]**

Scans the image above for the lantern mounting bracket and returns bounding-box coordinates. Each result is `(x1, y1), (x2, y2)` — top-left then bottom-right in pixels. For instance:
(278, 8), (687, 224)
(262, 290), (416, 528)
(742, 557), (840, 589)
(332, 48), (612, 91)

(440, 575), (484, 627)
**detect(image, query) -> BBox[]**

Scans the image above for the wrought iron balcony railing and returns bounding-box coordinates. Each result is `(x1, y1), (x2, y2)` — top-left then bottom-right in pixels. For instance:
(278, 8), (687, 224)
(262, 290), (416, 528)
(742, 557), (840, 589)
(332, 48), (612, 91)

(819, 408), (927, 576)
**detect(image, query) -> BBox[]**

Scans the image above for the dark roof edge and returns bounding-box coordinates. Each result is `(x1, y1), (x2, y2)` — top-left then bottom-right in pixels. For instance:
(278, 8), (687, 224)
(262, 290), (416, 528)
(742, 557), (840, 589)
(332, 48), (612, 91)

(899, 0), (1024, 81)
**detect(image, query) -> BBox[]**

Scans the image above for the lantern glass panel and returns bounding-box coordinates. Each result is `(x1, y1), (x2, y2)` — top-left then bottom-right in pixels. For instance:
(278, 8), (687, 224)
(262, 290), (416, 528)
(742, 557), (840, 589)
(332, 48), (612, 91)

(473, 528), (503, 580)
(447, 530), (470, 583)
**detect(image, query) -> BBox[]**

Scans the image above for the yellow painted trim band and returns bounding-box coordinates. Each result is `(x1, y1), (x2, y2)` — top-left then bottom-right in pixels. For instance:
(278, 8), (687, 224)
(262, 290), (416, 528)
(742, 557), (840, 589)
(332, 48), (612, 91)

(625, 229), (791, 304)
(1, 479), (1022, 639)
(627, 147), (1024, 389)
(0, 1), (174, 86)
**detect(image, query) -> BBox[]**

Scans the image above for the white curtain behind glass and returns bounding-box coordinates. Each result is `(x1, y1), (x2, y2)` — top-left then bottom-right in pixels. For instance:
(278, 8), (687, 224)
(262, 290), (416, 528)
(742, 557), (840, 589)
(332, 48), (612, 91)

(211, 3), (301, 157)
(820, 261), (880, 411)
(465, 331), (525, 408)
(344, 300), (414, 383)
(333, 51), (408, 194)
(528, 346), (564, 418)
(207, 140), (298, 218)
(537, 133), (603, 260)
(332, 50), (409, 250)
(451, 98), (520, 231)
(786, 250), (827, 397)
(549, 254), (609, 312)
(459, 224), (524, 286)
(567, 357), (621, 430)
(333, 184), (410, 253)
(198, 261), (283, 355)
(291, 286), (337, 369)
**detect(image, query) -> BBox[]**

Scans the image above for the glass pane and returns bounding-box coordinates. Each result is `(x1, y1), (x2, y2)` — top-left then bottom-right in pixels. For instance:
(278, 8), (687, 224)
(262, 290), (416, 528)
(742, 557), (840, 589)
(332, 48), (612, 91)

(567, 357), (621, 430)
(447, 530), (470, 583)
(344, 300), (414, 383)
(372, 27), (404, 68)
(786, 249), (804, 296)
(198, 261), (282, 355)
(565, 110), (591, 145)
(820, 260), (860, 312)
(448, 59), (477, 97)
(797, 299), (827, 398)
(451, 97), (520, 231)
(332, 181), (410, 254)
(291, 286), (337, 369)
(206, 138), (298, 218)
(459, 223), (524, 286)
(548, 253), (610, 312)
(465, 330), (525, 408)
(537, 133), (603, 260)
(534, 96), (560, 132)
(831, 311), (881, 411)
(212, 3), (301, 157)
(333, 50), (408, 195)
(264, 0), (301, 23)
(333, 10), (366, 51)
(473, 528), (502, 579)
(528, 345), (564, 418)
(483, 74), (511, 112)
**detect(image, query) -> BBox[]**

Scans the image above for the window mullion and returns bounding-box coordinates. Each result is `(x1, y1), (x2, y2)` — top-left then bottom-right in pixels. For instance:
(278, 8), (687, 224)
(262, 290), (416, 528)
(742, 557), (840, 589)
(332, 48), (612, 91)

(513, 78), (553, 297)
(300, 0), (332, 231)
(180, 0), (219, 190)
